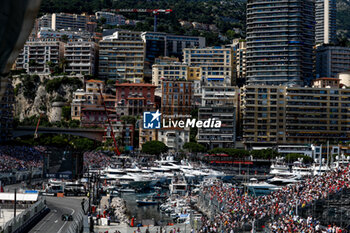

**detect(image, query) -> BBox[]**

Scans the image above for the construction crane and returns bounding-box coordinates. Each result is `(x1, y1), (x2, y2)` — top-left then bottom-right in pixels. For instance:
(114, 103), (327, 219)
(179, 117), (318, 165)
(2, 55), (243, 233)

(98, 87), (121, 156)
(104, 8), (173, 32)
(34, 113), (44, 139)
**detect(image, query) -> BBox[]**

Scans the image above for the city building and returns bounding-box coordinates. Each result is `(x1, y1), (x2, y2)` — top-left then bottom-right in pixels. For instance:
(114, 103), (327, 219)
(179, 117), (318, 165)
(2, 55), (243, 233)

(183, 46), (234, 86)
(197, 86), (238, 149)
(241, 85), (350, 148)
(51, 13), (88, 31)
(277, 145), (314, 157)
(99, 31), (146, 82)
(187, 67), (201, 81)
(152, 62), (188, 89)
(105, 121), (135, 149)
(95, 11), (126, 26)
(157, 128), (190, 152)
(338, 72), (350, 87)
(142, 32), (206, 63)
(31, 14), (52, 38)
(232, 39), (247, 84)
(312, 77), (340, 88)
(64, 40), (99, 75)
(316, 45), (350, 78)
(139, 125), (158, 149)
(115, 83), (157, 118)
(315, 0), (337, 44)
(246, 0), (315, 85)
(37, 14), (52, 28)
(161, 80), (193, 119)
(37, 27), (92, 40)
(71, 80), (115, 127)
(154, 56), (179, 64)
(0, 78), (14, 142)
(86, 22), (97, 34)
(15, 39), (65, 74)
(277, 144), (343, 159)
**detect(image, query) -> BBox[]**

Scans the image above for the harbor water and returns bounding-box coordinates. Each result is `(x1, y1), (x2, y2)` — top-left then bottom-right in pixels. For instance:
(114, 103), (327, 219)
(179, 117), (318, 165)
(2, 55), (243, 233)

(122, 192), (172, 224)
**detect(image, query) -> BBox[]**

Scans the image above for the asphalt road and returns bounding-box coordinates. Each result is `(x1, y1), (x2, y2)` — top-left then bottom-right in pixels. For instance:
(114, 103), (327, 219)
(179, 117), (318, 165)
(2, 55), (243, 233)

(29, 196), (84, 233)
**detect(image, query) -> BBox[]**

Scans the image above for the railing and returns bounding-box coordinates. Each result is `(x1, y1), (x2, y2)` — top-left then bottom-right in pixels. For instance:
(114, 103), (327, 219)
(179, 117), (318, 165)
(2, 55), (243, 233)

(198, 187), (350, 232)
(65, 211), (85, 233)
(64, 199), (88, 233)
(1, 197), (47, 233)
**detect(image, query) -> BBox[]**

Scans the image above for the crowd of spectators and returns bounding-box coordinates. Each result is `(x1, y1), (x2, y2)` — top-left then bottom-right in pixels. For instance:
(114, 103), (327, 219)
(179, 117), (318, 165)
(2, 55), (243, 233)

(199, 166), (350, 232)
(0, 145), (45, 172)
(269, 215), (344, 233)
(83, 151), (112, 168)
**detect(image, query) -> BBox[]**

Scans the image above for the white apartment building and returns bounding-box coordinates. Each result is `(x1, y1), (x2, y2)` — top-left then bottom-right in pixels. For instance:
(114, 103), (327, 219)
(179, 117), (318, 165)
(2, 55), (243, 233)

(64, 40), (98, 75)
(152, 62), (188, 89)
(95, 11), (126, 26)
(52, 13), (88, 31)
(197, 86), (238, 149)
(15, 39), (64, 74)
(158, 128), (190, 152)
(183, 46), (234, 86)
(99, 31), (146, 82)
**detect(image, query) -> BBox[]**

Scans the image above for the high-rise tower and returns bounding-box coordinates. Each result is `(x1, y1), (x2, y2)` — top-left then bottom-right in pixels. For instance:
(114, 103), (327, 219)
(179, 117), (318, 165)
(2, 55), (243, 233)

(246, 0), (315, 85)
(315, 0), (337, 44)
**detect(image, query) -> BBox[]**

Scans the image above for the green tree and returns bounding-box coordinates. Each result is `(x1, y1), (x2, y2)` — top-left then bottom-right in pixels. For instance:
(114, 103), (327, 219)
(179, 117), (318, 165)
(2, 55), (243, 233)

(251, 149), (279, 160)
(61, 35), (69, 43)
(121, 115), (137, 125)
(70, 138), (96, 151)
(62, 106), (71, 121)
(68, 120), (80, 128)
(284, 153), (313, 164)
(51, 135), (68, 147)
(20, 75), (40, 100)
(190, 108), (198, 142)
(141, 140), (168, 155)
(183, 142), (206, 153)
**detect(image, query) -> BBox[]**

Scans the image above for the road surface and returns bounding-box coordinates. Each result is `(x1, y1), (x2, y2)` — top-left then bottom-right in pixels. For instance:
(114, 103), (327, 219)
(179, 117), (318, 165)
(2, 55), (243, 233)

(29, 196), (84, 233)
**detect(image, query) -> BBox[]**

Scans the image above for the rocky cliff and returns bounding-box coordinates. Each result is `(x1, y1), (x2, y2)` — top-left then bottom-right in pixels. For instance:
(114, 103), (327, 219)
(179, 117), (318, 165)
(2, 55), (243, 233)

(12, 74), (83, 122)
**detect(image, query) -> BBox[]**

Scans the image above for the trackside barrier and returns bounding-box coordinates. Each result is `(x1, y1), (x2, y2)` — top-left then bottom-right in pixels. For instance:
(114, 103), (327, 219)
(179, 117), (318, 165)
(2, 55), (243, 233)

(0, 197), (47, 233)
(64, 199), (89, 233)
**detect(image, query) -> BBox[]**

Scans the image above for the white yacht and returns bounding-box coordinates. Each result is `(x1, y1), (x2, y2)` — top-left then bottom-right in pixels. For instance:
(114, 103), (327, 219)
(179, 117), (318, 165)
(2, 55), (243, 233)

(102, 167), (126, 180)
(243, 178), (281, 195)
(311, 163), (331, 176)
(332, 156), (350, 169)
(169, 174), (188, 195)
(102, 166), (156, 188)
(291, 161), (312, 177)
(270, 160), (291, 176)
(267, 175), (302, 186)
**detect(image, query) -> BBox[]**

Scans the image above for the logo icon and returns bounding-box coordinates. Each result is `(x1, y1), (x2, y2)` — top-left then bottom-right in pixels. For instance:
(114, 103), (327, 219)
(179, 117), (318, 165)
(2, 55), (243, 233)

(143, 110), (161, 129)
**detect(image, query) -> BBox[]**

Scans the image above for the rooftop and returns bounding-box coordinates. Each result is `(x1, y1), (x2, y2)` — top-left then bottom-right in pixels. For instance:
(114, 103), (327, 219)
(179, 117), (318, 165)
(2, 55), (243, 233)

(86, 79), (104, 83)
(116, 83), (156, 88)
(314, 77), (340, 81)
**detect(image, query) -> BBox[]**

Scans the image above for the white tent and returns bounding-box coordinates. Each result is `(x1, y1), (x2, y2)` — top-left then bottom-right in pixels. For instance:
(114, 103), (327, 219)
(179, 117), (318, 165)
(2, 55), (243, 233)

(0, 192), (39, 202)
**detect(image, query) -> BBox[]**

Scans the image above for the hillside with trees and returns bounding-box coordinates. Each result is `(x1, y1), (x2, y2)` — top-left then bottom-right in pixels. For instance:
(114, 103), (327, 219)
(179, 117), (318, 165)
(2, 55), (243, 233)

(39, 0), (246, 45)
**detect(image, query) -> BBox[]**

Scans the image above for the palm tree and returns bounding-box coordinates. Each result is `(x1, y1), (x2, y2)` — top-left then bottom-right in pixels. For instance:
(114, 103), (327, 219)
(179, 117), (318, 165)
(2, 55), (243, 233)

(59, 58), (69, 73)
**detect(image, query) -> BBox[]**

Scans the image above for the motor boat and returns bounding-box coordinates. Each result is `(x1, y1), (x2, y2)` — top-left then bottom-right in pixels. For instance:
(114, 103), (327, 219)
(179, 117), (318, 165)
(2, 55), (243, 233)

(267, 175), (302, 186)
(291, 161), (312, 176)
(136, 198), (159, 206)
(270, 160), (291, 176)
(243, 178), (281, 195)
(152, 193), (168, 200)
(169, 174), (188, 196)
(117, 188), (136, 193)
(311, 163), (331, 176)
